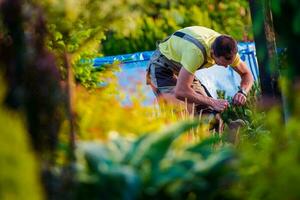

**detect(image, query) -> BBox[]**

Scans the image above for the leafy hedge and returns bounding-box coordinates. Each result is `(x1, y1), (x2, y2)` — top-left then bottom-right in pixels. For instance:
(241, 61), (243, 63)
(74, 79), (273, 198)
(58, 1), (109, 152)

(101, 0), (252, 55)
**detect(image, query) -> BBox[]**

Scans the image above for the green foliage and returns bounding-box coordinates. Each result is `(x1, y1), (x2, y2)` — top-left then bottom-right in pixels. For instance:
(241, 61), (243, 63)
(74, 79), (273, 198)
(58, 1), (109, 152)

(232, 107), (300, 200)
(0, 99), (43, 199)
(75, 120), (236, 200)
(3, 2), (299, 200)
(218, 82), (260, 124)
(216, 82), (265, 143)
(101, 0), (252, 55)
(33, 0), (143, 89)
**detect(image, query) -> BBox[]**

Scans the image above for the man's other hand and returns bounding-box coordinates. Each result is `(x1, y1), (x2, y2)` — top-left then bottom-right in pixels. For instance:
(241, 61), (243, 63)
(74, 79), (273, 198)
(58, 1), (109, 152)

(233, 92), (247, 106)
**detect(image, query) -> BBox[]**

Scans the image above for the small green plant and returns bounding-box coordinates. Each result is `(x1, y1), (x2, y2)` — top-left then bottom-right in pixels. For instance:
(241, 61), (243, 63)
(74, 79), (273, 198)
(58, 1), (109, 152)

(217, 82), (260, 125)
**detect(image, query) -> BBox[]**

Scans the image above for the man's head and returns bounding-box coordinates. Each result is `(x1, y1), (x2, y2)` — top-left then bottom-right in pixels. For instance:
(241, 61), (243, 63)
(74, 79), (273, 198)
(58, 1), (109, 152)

(211, 35), (238, 67)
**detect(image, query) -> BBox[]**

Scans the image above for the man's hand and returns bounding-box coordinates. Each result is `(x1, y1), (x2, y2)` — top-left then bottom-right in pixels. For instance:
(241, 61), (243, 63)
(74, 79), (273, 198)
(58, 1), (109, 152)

(211, 99), (229, 112)
(233, 92), (247, 106)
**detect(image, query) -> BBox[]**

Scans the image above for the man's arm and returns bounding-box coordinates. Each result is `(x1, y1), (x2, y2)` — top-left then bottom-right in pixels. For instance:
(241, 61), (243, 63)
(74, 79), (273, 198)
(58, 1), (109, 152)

(233, 61), (254, 93)
(174, 67), (228, 112)
(232, 61), (254, 105)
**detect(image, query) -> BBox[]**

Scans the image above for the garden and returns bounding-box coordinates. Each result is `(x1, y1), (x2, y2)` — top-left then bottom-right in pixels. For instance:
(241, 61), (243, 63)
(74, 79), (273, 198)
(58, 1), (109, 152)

(0, 0), (300, 200)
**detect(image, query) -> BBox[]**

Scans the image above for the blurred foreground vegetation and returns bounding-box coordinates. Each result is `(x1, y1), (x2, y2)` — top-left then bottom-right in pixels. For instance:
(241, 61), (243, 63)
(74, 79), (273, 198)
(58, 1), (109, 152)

(0, 78), (43, 200)
(0, 0), (300, 200)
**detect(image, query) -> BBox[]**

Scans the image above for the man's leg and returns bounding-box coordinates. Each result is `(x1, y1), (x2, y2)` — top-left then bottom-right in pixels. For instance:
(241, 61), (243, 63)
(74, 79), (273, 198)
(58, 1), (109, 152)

(191, 79), (214, 114)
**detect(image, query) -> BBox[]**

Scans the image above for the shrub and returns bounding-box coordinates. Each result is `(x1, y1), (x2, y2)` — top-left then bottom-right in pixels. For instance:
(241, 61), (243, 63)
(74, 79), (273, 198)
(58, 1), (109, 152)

(232, 107), (300, 200)
(75, 120), (237, 200)
(0, 104), (43, 199)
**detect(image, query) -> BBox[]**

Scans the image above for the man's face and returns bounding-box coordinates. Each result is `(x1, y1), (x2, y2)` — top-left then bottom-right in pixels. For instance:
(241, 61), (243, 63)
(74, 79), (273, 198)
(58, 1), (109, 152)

(212, 52), (235, 67)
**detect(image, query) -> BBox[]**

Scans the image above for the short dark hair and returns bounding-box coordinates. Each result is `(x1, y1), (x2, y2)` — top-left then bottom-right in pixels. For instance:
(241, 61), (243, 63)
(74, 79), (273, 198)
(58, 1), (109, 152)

(212, 35), (238, 60)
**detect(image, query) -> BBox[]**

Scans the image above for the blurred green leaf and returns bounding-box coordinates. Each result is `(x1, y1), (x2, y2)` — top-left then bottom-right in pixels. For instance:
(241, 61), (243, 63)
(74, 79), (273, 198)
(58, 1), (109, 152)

(186, 135), (222, 159)
(128, 120), (200, 168)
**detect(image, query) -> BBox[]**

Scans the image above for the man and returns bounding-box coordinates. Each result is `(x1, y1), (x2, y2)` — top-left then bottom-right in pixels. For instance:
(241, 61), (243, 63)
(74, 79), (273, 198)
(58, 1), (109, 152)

(146, 26), (254, 114)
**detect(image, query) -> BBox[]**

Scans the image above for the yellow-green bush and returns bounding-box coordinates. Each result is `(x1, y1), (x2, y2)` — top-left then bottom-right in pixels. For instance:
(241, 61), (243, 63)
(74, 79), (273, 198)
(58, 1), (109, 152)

(72, 67), (213, 141)
(0, 108), (43, 200)
(0, 73), (42, 199)
(74, 83), (183, 140)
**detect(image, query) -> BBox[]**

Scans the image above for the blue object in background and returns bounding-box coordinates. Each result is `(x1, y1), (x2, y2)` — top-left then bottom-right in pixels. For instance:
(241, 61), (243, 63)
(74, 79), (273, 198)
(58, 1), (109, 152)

(94, 42), (259, 105)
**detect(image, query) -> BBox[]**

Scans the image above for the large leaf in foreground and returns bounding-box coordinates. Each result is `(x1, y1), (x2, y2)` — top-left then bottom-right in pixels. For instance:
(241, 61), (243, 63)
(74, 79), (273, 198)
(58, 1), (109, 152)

(128, 120), (200, 168)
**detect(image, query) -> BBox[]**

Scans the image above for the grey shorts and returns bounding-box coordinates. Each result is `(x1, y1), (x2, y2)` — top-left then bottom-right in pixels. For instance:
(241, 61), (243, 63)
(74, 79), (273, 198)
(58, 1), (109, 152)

(146, 50), (209, 97)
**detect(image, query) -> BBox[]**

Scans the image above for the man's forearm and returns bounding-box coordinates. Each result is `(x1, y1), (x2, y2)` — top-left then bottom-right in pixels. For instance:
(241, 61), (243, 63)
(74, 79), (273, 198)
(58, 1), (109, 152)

(240, 73), (254, 93)
(175, 87), (213, 106)
(235, 61), (254, 94)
